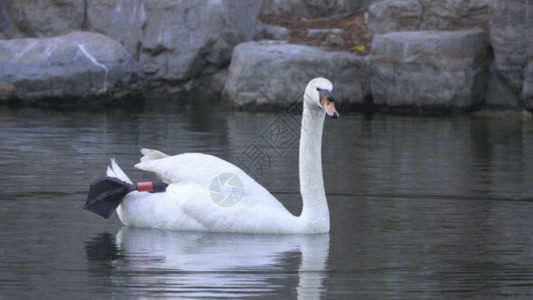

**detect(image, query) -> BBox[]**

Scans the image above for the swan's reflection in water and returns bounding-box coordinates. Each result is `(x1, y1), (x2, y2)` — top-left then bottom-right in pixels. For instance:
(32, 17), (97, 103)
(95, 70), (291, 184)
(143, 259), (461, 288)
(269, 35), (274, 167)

(91, 227), (329, 299)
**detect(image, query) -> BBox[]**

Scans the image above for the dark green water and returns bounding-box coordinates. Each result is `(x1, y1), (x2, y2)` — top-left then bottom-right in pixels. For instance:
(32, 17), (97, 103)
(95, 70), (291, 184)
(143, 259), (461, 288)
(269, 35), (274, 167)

(1, 105), (533, 299)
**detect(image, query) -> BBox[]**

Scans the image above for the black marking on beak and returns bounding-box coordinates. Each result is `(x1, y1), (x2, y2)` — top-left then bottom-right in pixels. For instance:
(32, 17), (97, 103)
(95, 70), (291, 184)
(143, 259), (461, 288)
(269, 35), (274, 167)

(317, 87), (335, 103)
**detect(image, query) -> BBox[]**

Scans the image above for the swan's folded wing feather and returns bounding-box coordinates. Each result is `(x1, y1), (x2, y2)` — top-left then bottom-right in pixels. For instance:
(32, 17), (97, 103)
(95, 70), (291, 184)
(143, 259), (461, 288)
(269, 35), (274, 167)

(135, 152), (250, 186)
(135, 151), (292, 221)
(140, 148), (169, 162)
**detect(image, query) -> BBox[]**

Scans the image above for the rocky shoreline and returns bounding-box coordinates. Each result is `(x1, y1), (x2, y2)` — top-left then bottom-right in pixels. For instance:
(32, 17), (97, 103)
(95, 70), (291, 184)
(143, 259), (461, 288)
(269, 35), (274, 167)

(0, 0), (531, 113)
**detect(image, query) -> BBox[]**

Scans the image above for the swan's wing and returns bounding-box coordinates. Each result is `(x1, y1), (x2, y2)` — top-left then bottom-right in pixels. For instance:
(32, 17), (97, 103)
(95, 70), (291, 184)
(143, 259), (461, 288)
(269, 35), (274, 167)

(135, 150), (245, 186)
(136, 149), (291, 214)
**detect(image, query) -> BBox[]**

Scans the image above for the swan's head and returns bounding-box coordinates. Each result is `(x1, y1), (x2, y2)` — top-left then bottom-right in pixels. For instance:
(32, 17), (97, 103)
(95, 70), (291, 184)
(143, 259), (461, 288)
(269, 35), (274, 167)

(304, 77), (339, 119)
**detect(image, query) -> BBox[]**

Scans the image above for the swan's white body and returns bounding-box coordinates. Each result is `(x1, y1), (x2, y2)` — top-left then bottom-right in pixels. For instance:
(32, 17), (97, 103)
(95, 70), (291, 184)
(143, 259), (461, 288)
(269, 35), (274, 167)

(108, 78), (338, 234)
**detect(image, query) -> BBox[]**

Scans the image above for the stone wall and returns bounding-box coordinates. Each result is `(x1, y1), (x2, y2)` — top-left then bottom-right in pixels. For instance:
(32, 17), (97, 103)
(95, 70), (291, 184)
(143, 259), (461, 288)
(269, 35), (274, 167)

(0, 0), (532, 112)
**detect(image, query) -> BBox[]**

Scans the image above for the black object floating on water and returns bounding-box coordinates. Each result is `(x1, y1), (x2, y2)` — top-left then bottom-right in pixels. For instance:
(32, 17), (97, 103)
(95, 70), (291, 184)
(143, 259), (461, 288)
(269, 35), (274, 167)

(84, 176), (168, 219)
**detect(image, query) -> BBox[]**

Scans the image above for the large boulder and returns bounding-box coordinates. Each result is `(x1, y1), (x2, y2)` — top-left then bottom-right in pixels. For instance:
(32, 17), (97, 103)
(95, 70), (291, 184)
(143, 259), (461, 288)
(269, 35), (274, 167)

(222, 40), (370, 109)
(138, 1), (260, 82)
(0, 31), (138, 104)
(369, 30), (492, 110)
(367, 0), (489, 34)
(489, 0), (533, 109)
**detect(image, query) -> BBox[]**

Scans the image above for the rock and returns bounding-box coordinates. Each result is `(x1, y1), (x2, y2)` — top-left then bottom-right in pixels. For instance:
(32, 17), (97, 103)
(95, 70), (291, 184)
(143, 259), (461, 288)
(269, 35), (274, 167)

(0, 0), (85, 39)
(0, 31), (138, 104)
(222, 40), (370, 109)
(85, 0), (146, 57)
(325, 34), (345, 47)
(484, 72), (522, 110)
(423, 0), (489, 30)
(367, 0), (423, 34)
(260, 24), (291, 41)
(137, 1), (261, 83)
(489, 0), (533, 109)
(369, 30), (492, 110)
(188, 68), (229, 100)
(260, 0), (373, 17)
(307, 28), (344, 37)
(368, 0), (489, 34)
(307, 28), (345, 47)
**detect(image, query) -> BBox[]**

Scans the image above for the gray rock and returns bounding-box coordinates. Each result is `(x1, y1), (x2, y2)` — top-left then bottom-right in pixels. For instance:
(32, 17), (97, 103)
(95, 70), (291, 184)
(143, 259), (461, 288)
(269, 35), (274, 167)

(260, 0), (373, 17)
(369, 30), (492, 110)
(0, 31), (138, 103)
(307, 28), (344, 37)
(325, 34), (345, 47)
(423, 0), (488, 30)
(367, 0), (423, 34)
(222, 40), (370, 109)
(368, 0), (489, 34)
(307, 28), (345, 47)
(260, 24), (291, 41)
(128, 0), (261, 99)
(0, 0), (85, 39)
(85, 0), (146, 57)
(489, 0), (533, 109)
(484, 72), (522, 110)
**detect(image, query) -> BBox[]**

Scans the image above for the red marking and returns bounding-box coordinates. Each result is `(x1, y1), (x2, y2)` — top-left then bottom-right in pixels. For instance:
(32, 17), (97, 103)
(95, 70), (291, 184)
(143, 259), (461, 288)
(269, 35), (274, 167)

(137, 181), (154, 192)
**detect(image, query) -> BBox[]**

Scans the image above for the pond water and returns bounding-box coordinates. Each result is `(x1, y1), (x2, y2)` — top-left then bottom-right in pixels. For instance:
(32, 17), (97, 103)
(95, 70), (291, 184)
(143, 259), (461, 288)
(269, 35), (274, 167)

(1, 104), (533, 299)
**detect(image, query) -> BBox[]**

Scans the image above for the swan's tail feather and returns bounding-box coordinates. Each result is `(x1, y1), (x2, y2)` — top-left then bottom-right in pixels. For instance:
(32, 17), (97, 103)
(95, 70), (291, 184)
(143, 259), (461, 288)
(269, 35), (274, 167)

(140, 148), (169, 162)
(106, 158), (133, 184)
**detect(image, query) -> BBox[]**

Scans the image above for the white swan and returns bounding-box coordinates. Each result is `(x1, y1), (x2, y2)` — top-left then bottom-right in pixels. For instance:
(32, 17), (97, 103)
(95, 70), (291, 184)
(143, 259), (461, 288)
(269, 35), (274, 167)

(107, 77), (339, 234)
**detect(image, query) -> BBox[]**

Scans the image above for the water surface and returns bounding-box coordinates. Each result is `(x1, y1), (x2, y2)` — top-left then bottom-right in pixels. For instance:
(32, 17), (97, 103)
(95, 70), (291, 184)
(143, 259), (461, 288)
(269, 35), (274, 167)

(1, 105), (533, 299)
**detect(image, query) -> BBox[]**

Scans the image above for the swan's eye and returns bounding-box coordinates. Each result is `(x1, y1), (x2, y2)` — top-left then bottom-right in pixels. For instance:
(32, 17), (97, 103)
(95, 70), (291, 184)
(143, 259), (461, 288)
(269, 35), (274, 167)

(316, 88), (334, 103)
(316, 88), (322, 101)
(316, 88), (326, 99)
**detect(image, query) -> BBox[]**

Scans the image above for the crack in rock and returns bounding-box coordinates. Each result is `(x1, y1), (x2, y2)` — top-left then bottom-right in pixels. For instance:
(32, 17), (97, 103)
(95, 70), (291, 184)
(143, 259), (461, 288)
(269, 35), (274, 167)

(76, 43), (108, 93)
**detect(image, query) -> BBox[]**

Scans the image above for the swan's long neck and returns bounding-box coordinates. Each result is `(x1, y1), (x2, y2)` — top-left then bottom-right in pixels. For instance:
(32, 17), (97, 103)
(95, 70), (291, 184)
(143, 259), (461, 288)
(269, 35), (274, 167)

(298, 101), (330, 233)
